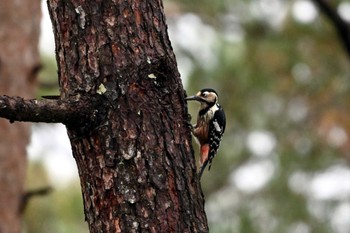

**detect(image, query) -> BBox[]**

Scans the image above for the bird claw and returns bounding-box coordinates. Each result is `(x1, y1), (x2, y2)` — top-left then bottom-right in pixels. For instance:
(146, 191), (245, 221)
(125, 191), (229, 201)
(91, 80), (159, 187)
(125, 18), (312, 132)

(186, 121), (194, 130)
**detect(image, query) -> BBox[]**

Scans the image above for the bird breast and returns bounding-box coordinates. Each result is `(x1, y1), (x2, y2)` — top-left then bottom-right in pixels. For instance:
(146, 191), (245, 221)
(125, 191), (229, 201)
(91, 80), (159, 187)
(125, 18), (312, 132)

(193, 117), (210, 145)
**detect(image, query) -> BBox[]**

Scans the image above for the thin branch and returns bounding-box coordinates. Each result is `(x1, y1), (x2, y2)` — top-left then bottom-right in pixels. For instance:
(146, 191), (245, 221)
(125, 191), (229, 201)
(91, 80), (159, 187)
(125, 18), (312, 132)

(19, 186), (53, 214)
(312, 0), (350, 60)
(0, 95), (94, 124)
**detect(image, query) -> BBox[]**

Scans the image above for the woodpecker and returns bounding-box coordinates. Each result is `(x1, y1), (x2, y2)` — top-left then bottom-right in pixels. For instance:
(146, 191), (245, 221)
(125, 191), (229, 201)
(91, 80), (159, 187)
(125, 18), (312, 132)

(186, 88), (226, 179)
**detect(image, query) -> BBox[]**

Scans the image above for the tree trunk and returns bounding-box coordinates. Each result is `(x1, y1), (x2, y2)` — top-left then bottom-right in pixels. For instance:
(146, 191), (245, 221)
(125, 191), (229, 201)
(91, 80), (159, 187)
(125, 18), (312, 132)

(47, 0), (208, 232)
(0, 1), (40, 233)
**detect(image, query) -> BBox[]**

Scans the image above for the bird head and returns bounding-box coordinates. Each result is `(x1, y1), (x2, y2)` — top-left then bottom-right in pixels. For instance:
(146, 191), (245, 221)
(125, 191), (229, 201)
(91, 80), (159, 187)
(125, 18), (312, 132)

(185, 88), (218, 108)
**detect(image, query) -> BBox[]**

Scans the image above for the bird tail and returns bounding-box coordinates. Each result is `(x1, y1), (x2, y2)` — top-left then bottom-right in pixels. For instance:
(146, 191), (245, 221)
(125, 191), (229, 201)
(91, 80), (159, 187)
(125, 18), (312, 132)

(198, 159), (209, 179)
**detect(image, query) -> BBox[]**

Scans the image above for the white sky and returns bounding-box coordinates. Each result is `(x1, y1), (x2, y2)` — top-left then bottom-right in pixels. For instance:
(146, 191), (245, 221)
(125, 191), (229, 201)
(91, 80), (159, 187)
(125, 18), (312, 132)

(27, 123), (77, 186)
(39, 1), (55, 54)
(292, 0), (318, 24)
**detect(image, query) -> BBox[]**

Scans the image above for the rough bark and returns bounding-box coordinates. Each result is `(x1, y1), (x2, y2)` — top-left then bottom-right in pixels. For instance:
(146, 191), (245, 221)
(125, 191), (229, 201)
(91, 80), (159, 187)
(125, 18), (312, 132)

(0, 1), (40, 233)
(46, 0), (208, 232)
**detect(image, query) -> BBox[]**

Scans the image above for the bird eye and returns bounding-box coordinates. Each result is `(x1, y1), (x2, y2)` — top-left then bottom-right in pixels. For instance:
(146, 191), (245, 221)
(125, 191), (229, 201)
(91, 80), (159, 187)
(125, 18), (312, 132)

(202, 92), (208, 97)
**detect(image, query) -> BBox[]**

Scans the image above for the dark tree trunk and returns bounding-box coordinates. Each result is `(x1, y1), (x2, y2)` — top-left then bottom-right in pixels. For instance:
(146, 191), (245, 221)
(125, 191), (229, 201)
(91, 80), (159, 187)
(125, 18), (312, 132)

(47, 0), (208, 232)
(0, 1), (40, 232)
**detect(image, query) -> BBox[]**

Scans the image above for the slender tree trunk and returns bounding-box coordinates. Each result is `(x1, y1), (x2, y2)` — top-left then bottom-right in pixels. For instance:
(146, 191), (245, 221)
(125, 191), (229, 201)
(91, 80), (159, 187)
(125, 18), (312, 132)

(47, 0), (208, 232)
(312, 0), (350, 60)
(0, 1), (40, 233)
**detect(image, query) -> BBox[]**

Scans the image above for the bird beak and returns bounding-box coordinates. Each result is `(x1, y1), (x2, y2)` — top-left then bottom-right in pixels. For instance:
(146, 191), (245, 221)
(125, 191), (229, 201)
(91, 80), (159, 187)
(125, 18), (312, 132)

(185, 95), (202, 102)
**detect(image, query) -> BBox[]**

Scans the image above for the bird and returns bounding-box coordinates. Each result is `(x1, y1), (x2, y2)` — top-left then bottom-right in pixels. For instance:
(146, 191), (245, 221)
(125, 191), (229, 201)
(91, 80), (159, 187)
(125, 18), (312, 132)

(185, 88), (226, 179)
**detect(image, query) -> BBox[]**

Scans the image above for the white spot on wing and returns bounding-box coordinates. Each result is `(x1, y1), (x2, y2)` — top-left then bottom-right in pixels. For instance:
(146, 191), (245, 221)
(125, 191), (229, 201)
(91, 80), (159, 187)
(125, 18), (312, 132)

(213, 120), (221, 132)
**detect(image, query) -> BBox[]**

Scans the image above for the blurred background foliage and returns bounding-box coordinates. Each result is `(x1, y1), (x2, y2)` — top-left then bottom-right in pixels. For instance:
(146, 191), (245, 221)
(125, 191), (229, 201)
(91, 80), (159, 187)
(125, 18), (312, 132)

(24, 0), (350, 232)
(25, 162), (86, 233)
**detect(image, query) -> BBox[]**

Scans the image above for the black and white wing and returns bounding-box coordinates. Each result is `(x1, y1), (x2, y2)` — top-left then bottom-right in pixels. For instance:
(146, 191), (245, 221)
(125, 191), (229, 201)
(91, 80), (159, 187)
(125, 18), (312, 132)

(207, 105), (226, 170)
